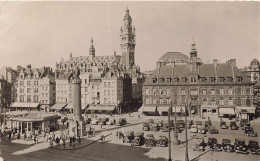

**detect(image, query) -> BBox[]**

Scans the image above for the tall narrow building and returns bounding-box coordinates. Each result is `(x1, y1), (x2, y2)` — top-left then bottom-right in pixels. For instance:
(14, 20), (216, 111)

(120, 7), (136, 70)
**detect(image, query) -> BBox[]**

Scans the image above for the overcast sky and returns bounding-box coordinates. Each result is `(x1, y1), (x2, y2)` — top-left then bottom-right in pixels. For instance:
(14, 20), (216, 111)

(0, 1), (259, 71)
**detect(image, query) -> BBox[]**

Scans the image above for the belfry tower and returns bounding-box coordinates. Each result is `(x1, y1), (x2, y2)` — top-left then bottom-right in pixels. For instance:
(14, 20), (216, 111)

(120, 7), (136, 70)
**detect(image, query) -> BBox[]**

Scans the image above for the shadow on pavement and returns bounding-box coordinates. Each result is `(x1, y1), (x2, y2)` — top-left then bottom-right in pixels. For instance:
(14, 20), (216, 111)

(190, 150), (211, 161)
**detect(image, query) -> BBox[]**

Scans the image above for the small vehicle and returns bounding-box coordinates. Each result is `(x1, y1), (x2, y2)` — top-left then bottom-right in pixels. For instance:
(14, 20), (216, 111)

(156, 136), (168, 147)
(246, 127), (258, 137)
(198, 125), (206, 134)
(85, 118), (92, 124)
(143, 122), (150, 131)
(99, 118), (109, 125)
(220, 121), (228, 129)
(172, 126), (182, 133)
(187, 120), (193, 129)
(209, 126), (219, 134)
(190, 125), (198, 133)
(195, 121), (203, 126)
(161, 125), (169, 132)
(234, 138), (249, 154)
(222, 139), (234, 152)
(205, 121), (212, 130)
(193, 137), (205, 151)
(91, 118), (100, 125)
(177, 120), (185, 129)
(115, 118), (127, 126)
(208, 138), (218, 151)
(248, 140), (260, 155)
(240, 120), (249, 130)
(148, 119), (154, 124)
(123, 131), (134, 143)
(155, 120), (163, 127)
(131, 132), (145, 146)
(230, 121), (239, 130)
(150, 123), (159, 132)
(145, 134), (156, 147)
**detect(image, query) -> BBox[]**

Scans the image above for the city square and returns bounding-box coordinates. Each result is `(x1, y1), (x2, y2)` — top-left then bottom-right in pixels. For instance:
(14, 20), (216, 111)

(0, 1), (259, 161)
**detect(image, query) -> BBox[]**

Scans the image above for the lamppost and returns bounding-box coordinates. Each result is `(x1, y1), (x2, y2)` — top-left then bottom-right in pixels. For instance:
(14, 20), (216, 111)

(168, 103), (172, 161)
(173, 97), (179, 145)
(185, 103), (189, 161)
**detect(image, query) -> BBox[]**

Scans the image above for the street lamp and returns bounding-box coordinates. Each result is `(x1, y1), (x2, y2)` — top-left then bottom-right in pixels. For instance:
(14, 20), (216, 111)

(173, 98), (179, 145)
(184, 103), (189, 161)
(168, 104), (172, 161)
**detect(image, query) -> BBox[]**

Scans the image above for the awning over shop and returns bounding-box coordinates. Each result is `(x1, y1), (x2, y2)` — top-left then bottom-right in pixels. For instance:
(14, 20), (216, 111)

(64, 103), (74, 109)
(237, 107), (255, 114)
(87, 106), (115, 111)
(201, 105), (218, 109)
(143, 106), (157, 112)
(219, 108), (235, 115)
(157, 106), (170, 112)
(171, 106), (185, 113)
(10, 102), (39, 108)
(51, 103), (67, 110)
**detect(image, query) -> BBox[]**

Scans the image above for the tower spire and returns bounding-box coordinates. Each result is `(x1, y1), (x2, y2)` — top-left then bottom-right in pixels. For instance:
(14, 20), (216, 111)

(89, 38), (95, 60)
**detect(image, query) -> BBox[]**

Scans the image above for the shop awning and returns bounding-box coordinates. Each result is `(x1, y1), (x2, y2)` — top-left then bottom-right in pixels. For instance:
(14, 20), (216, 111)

(219, 108), (235, 115)
(64, 103), (74, 109)
(51, 103), (67, 110)
(143, 106), (157, 112)
(201, 105), (218, 109)
(158, 106), (170, 112)
(9, 102), (39, 108)
(87, 106), (115, 111)
(237, 107), (255, 114)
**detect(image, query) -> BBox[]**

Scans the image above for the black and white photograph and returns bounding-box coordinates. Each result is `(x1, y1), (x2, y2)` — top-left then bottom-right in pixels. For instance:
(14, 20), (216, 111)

(0, 1), (259, 161)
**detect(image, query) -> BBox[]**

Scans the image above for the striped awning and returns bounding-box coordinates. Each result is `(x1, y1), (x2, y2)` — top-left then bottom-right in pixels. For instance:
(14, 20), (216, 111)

(51, 103), (67, 110)
(64, 103), (74, 109)
(10, 102), (39, 108)
(87, 106), (115, 111)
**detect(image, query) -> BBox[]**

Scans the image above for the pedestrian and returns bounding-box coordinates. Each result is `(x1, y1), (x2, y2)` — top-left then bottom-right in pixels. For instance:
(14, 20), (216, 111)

(24, 133), (27, 141)
(138, 114), (140, 119)
(56, 136), (60, 145)
(62, 138), (66, 148)
(116, 130), (118, 139)
(100, 124), (103, 129)
(17, 133), (20, 140)
(35, 136), (38, 144)
(57, 124), (59, 129)
(78, 136), (81, 145)
(69, 137), (72, 147)
(8, 132), (11, 140)
(34, 135), (36, 144)
(113, 119), (116, 125)
(12, 131), (15, 138)
(50, 139), (53, 148)
(67, 122), (69, 128)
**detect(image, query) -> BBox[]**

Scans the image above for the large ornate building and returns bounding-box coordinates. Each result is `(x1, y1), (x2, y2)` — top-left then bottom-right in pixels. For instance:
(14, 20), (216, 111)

(142, 43), (255, 121)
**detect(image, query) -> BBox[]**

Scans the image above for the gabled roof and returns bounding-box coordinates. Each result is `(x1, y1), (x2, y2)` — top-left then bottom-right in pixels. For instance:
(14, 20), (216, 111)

(56, 72), (72, 80)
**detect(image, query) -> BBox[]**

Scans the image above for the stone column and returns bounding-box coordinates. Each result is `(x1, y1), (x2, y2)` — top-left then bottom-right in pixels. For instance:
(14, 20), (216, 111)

(72, 78), (82, 121)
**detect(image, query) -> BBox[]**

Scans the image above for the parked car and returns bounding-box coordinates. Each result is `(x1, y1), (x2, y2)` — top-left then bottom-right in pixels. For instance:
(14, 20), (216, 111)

(198, 125), (206, 134)
(195, 121), (203, 126)
(131, 132), (145, 146)
(99, 118), (109, 125)
(230, 121), (239, 130)
(193, 137), (205, 151)
(234, 138), (249, 154)
(145, 134), (156, 147)
(85, 118), (92, 124)
(246, 127), (258, 137)
(209, 126), (219, 134)
(143, 123), (150, 131)
(150, 123), (159, 132)
(222, 139), (234, 152)
(148, 119), (154, 124)
(205, 121), (212, 130)
(156, 136), (168, 147)
(177, 120), (185, 129)
(208, 138), (218, 151)
(190, 125), (198, 133)
(240, 120), (249, 130)
(91, 118), (100, 125)
(123, 131), (134, 143)
(244, 125), (251, 133)
(187, 120), (193, 129)
(155, 120), (163, 127)
(115, 118), (127, 126)
(220, 121), (228, 129)
(248, 140), (260, 155)
(172, 126), (182, 133)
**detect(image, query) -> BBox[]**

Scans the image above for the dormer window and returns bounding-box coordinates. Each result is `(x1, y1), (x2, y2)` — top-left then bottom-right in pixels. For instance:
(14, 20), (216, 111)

(210, 77), (216, 82)
(166, 78), (171, 83)
(182, 77), (187, 83)
(159, 78), (164, 83)
(152, 78), (157, 83)
(227, 77), (233, 82)
(201, 77), (206, 82)
(237, 77), (242, 82)
(219, 77), (225, 82)
(191, 76), (197, 83)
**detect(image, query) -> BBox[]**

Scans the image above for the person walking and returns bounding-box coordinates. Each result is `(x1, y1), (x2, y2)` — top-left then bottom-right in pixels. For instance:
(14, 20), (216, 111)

(8, 132), (11, 140)
(62, 138), (66, 148)
(17, 133), (20, 140)
(116, 130), (119, 139)
(35, 135), (38, 144)
(24, 133), (27, 141)
(66, 122), (69, 128)
(78, 136), (81, 145)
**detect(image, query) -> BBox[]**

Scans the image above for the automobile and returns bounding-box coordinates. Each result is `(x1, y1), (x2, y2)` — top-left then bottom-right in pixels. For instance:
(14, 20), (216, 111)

(208, 126), (219, 134)
(244, 126), (252, 133)
(205, 121), (212, 130)
(246, 127), (258, 137)
(198, 125), (206, 134)
(115, 118), (127, 126)
(161, 126), (169, 132)
(208, 138), (218, 151)
(177, 120), (185, 129)
(150, 123), (159, 132)
(148, 119), (154, 124)
(222, 139), (234, 152)
(240, 120), (249, 130)
(234, 138), (249, 154)
(99, 118), (109, 125)
(193, 137), (205, 151)
(155, 120), (163, 127)
(248, 140), (260, 155)
(195, 121), (203, 126)
(107, 119), (116, 125)
(220, 121), (228, 129)
(190, 125), (198, 133)
(187, 120), (193, 129)
(172, 126), (182, 133)
(143, 122), (150, 131)
(90, 118), (100, 125)
(156, 136), (168, 147)
(85, 118), (92, 124)
(131, 132), (145, 146)
(123, 131), (134, 143)
(145, 134), (156, 147)
(230, 121), (239, 130)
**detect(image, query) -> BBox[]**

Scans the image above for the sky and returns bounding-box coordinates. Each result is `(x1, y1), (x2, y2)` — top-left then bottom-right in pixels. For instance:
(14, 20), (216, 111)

(0, 1), (259, 71)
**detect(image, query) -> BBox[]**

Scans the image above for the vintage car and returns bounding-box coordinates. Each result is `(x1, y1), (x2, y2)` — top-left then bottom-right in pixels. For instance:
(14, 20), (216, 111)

(187, 120), (193, 129)
(195, 121), (203, 126)
(155, 120), (163, 127)
(209, 126), (219, 134)
(220, 121), (228, 129)
(107, 119), (116, 125)
(90, 118), (100, 125)
(115, 118), (127, 126)
(85, 118), (92, 124)
(156, 136), (168, 147)
(244, 125), (251, 133)
(143, 123), (150, 131)
(150, 123), (159, 132)
(172, 126), (182, 133)
(145, 134), (156, 147)
(205, 121), (212, 130)
(190, 125), (198, 133)
(148, 119), (154, 124)
(248, 140), (260, 155)
(131, 132), (145, 146)
(246, 127), (258, 137)
(177, 120), (185, 129)
(99, 118), (109, 125)
(198, 125), (206, 134)
(123, 131), (134, 143)
(193, 137), (205, 151)
(234, 138), (249, 154)
(222, 139), (234, 152)
(230, 121), (239, 130)
(208, 138), (217, 151)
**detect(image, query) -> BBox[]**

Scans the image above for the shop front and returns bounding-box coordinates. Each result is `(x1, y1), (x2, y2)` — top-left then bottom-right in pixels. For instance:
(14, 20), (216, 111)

(236, 106), (256, 121)
(200, 105), (218, 118)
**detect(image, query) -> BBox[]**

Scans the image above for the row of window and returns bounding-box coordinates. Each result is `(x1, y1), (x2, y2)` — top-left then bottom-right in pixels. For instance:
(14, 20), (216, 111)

(104, 90), (116, 96)
(19, 80), (38, 86)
